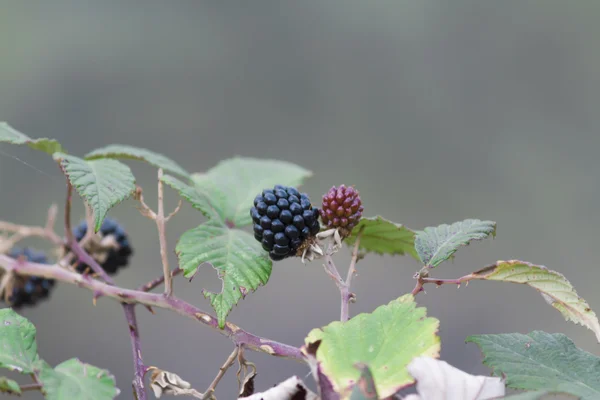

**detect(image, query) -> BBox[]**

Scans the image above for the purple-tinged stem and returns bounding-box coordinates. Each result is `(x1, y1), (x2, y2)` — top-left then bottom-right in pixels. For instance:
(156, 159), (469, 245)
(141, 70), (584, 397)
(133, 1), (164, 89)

(124, 304), (147, 400)
(0, 255), (304, 361)
(137, 268), (183, 292)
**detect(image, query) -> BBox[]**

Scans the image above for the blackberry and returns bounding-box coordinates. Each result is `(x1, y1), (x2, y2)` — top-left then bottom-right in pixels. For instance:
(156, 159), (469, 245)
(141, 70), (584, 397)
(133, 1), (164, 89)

(1, 247), (55, 308)
(320, 185), (363, 238)
(251, 185), (320, 260)
(72, 218), (133, 275)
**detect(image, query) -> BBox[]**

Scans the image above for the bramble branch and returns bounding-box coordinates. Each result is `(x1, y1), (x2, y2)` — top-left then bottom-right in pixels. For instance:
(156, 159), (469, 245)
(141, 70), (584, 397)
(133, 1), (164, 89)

(411, 268), (474, 296)
(0, 255), (304, 362)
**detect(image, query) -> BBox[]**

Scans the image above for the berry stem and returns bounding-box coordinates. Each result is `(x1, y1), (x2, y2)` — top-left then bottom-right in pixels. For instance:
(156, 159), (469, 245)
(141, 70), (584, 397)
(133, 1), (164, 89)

(19, 382), (43, 392)
(155, 169), (173, 297)
(0, 254), (305, 362)
(64, 181), (115, 285)
(123, 304), (147, 400)
(137, 267), (183, 292)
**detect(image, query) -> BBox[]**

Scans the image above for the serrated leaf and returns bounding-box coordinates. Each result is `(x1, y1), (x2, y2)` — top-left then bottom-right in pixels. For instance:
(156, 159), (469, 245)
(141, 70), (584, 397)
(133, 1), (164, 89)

(85, 144), (190, 178)
(175, 221), (272, 327)
(191, 157), (311, 227)
(0, 122), (64, 154)
(161, 174), (222, 221)
(0, 309), (42, 374)
(0, 376), (21, 395)
(54, 153), (136, 232)
(39, 359), (119, 400)
(415, 219), (496, 267)
(468, 260), (600, 342)
(303, 294), (440, 398)
(403, 357), (505, 400)
(466, 331), (600, 399)
(345, 216), (418, 259)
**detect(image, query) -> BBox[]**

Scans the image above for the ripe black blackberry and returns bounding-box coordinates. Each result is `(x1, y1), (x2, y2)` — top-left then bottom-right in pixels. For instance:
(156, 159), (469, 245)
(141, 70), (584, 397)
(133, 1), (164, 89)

(250, 185), (320, 261)
(72, 218), (133, 275)
(1, 247), (55, 308)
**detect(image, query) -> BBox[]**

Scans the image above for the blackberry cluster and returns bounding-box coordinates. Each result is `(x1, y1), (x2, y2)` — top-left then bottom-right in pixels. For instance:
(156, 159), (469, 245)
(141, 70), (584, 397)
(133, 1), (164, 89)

(72, 218), (133, 275)
(2, 248), (55, 308)
(320, 185), (363, 237)
(251, 185), (320, 261)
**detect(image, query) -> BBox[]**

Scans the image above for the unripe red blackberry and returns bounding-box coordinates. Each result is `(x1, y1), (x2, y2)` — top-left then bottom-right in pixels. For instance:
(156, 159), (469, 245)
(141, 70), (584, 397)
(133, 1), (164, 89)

(320, 185), (363, 237)
(250, 185), (320, 261)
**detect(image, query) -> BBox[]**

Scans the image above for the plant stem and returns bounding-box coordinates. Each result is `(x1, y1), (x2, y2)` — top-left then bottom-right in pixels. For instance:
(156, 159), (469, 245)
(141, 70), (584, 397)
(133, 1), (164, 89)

(0, 205), (63, 247)
(63, 181), (114, 285)
(124, 304), (147, 400)
(155, 169), (173, 296)
(324, 231), (362, 322)
(0, 255), (304, 361)
(202, 347), (239, 399)
(137, 268), (183, 292)
(411, 270), (474, 296)
(19, 383), (43, 392)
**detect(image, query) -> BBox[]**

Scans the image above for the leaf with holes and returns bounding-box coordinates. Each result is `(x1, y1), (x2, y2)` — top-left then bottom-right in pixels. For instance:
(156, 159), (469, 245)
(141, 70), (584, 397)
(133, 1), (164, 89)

(303, 294), (440, 398)
(468, 260), (600, 342)
(0, 377), (21, 395)
(39, 359), (119, 400)
(403, 357), (505, 400)
(415, 219), (496, 267)
(466, 331), (600, 399)
(85, 144), (190, 178)
(161, 174), (222, 221)
(345, 216), (418, 259)
(176, 221), (272, 327)
(54, 153), (136, 232)
(0, 122), (64, 154)
(0, 309), (42, 374)
(191, 157), (312, 227)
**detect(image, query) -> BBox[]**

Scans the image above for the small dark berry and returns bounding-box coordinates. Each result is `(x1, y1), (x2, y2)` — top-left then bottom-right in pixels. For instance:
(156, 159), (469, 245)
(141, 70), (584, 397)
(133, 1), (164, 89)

(290, 238), (303, 249)
(269, 253), (287, 261)
(302, 210), (315, 224)
(250, 208), (261, 223)
(266, 205), (280, 219)
(301, 198), (312, 210)
(290, 203), (303, 215)
(280, 210), (293, 224)
(285, 225), (299, 240)
(263, 193), (277, 205)
(256, 202), (268, 214)
(253, 224), (264, 237)
(301, 226), (311, 237)
(274, 189), (288, 199)
(260, 216), (272, 230)
(293, 215), (305, 229)
(272, 244), (290, 256)
(274, 232), (290, 246)
(263, 230), (274, 243)
(271, 219), (285, 233)
(288, 194), (300, 204)
(277, 198), (289, 210)
(254, 195), (262, 206)
(287, 187), (300, 197)
(262, 240), (272, 252)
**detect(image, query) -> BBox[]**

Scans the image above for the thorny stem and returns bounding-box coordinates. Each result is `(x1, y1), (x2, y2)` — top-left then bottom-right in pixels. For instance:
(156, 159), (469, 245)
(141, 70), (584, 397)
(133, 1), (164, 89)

(411, 269), (475, 296)
(124, 304), (147, 400)
(0, 254), (304, 362)
(156, 169), (173, 296)
(0, 205), (63, 252)
(137, 268), (183, 292)
(202, 347), (240, 400)
(64, 181), (114, 285)
(324, 231), (363, 322)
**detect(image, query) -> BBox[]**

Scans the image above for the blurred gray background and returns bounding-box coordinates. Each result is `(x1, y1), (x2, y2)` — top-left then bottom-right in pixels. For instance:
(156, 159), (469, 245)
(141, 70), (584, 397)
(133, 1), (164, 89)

(1, 1), (600, 398)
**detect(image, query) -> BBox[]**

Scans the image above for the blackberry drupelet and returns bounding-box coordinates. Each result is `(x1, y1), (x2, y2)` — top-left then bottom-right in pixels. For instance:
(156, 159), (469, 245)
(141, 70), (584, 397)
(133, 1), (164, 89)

(2, 247), (55, 308)
(73, 218), (133, 275)
(251, 185), (320, 260)
(320, 185), (363, 238)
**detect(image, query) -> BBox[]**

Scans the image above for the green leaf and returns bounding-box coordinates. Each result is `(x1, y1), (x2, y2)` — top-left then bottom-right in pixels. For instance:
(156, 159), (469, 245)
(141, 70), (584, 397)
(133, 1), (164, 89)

(39, 359), (119, 400)
(0, 309), (42, 374)
(0, 122), (64, 154)
(414, 219), (496, 267)
(161, 174), (222, 221)
(0, 377), (21, 395)
(303, 294), (440, 398)
(345, 216), (418, 259)
(468, 260), (600, 342)
(175, 221), (272, 327)
(191, 157), (312, 227)
(85, 144), (190, 178)
(466, 331), (600, 400)
(350, 364), (379, 400)
(54, 153), (136, 232)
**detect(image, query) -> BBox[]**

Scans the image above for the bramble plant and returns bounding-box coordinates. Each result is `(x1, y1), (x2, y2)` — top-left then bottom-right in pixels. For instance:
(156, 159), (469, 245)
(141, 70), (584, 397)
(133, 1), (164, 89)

(0, 122), (599, 400)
